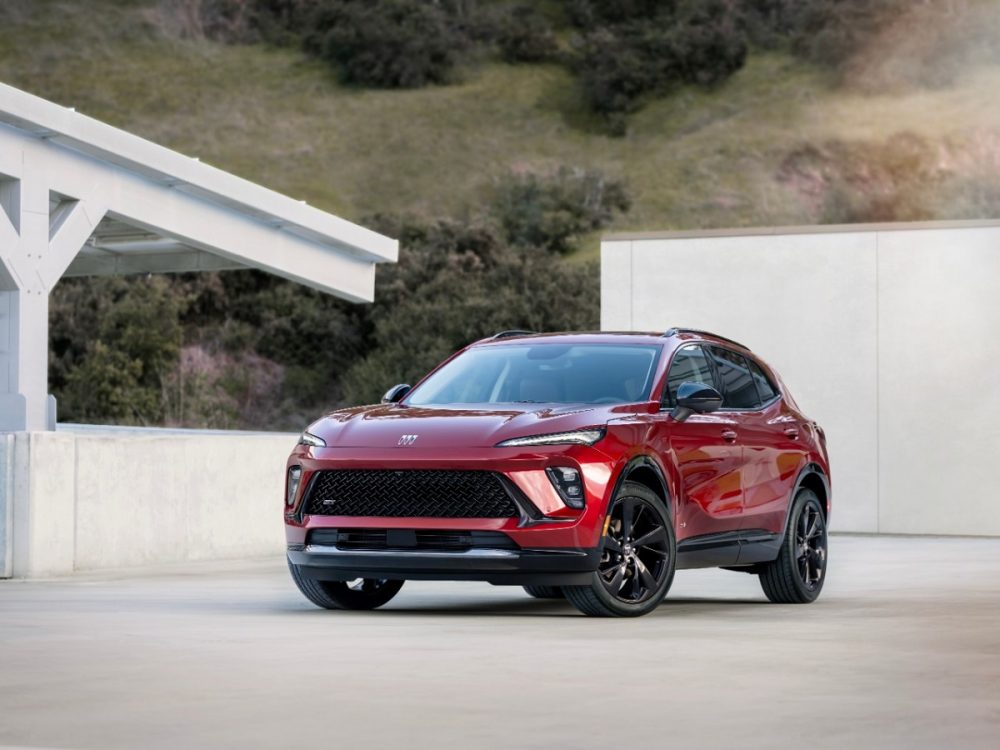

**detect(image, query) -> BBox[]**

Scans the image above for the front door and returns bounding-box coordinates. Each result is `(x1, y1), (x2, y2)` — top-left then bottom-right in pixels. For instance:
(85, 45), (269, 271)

(653, 344), (744, 544)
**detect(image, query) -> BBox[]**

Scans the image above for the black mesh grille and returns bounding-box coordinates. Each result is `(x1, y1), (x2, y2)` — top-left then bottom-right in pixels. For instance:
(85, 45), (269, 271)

(304, 470), (520, 518)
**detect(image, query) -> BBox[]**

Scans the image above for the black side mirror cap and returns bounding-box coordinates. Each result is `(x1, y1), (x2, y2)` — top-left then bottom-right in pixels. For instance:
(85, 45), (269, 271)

(671, 381), (723, 421)
(381, 384), (411, 404)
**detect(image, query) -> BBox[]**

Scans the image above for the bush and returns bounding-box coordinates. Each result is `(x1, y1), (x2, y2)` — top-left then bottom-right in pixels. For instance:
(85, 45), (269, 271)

(490, 167), (630, 254)
(497, 6), (559, 64)
(566, 0), (667, 28)
(163, 345), (286, 429)
(340, 217), (600, 405)
(738, 0), (907, 71)
(154, 0), (319, 43)
(573, 0), (747, 131)
(776, 133), (943, 224)
(303, 0), (466, 88)
(51, 276), (182, 425)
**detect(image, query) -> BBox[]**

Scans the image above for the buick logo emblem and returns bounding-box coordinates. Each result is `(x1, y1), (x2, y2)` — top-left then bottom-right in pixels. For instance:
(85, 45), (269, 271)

(398, 434), (418, 446)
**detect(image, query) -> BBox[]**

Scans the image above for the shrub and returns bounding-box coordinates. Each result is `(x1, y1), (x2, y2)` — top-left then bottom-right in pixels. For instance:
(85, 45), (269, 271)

(163, 345), (286, 429)
(340, 217), (600, 405)
(303, 0), (466, 88)
(738, 0), (909, 71)
(490, 167), (631, 254)
(566, 0), (668, 28)
(572, 0), (747, 131)
(51, 276), (182, 425)
(497, 6), (559, 64)
(776, 133), (943, 224)
(153, 0), (320, 43)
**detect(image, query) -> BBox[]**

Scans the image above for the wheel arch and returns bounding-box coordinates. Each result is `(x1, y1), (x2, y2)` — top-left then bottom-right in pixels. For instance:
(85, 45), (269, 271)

(796, 464), (830, 520)
(785, 463), (831, 539)
(612, 455), (672, 517)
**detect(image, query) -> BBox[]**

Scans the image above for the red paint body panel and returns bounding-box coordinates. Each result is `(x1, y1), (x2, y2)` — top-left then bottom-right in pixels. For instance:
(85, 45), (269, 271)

(284, 331), (831, 576)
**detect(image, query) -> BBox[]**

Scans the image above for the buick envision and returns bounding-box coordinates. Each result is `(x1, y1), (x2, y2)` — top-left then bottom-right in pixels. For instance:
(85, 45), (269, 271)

(284, 329), (830, 617)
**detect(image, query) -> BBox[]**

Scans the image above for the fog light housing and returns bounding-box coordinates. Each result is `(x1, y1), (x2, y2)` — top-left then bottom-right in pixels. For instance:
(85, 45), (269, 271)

(286, 466), (302, 507)
(546, 466), (585, 509)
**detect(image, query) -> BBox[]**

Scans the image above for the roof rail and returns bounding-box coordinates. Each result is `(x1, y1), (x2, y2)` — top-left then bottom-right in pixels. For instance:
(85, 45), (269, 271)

(490, 329), (535, 340)
(663, 327), (749, 350)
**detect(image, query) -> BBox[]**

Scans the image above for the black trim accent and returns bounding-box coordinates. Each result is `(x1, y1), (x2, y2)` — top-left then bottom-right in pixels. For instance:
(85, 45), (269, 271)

(664, 327), (749, 350)
(307, 528), (520, 551)
(287, 545), (601, 586)
(787, 464), (831, 526)
(611, 456), (672, 517)
(495, 474), (545, 526)
(676, 529), (781, 569)
(291, 472), (320, 524)
(490, 330), (535, 340)
(714, 465), (831, 572)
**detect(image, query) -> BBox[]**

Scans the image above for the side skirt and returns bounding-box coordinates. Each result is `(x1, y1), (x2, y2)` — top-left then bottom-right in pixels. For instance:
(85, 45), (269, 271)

(676, 529), (782, 570)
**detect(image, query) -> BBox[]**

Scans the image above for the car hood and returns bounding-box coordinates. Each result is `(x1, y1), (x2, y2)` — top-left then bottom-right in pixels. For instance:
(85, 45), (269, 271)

(307, 404), (614, 449)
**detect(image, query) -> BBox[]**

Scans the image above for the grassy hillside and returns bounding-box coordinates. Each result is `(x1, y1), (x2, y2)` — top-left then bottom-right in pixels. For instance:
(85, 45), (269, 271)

(3, 1), (998, 264)
(2, 0), (999, 429)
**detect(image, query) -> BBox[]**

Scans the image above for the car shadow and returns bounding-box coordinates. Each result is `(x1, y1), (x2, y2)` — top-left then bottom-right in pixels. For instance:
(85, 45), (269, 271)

(274, 594), (773, 618)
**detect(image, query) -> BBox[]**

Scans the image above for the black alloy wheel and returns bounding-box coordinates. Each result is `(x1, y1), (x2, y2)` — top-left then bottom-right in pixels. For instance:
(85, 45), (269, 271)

(759, 488), (828, 604)
(288, 560), (404, 610)
(564, 481), (676, 617)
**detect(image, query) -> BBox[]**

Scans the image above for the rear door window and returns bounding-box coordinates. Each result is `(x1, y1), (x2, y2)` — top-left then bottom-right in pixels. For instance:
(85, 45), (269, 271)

(746, 358), (778, 404)
(709, 347), (760, 409)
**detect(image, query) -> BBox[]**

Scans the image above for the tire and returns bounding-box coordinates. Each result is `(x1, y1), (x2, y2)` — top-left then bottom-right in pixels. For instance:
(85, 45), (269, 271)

(522, 585), (563, 599)
(758, 488), (828, 604)
(564, 481), (676, 617)
(288, 558), (404, 610)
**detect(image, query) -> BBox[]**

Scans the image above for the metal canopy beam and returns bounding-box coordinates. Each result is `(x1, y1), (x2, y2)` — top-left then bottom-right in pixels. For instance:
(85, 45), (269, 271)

(0, 83), (398, 432)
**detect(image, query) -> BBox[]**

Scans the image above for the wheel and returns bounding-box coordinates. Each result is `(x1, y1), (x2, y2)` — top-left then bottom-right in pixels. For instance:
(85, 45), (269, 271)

(522, 585), (563, 599)
(564, 481), (676, 617)
(758, 488), (828, 604)
(288, 558), (404, 610)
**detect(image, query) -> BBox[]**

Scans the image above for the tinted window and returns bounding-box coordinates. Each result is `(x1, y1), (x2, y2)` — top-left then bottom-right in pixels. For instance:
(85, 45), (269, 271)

(709, 348), (760, 409)
(746, 358), (778, 403)
(665, 345), (717, 406)
(406, 344), (661, 406)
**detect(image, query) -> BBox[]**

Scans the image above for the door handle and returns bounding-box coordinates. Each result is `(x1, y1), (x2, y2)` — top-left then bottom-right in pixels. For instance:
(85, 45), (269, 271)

(784, 427), (800, 440)
(721, 429), (738, 443)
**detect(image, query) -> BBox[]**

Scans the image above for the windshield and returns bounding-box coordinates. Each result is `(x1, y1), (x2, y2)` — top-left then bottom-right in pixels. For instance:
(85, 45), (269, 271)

(406, 343), (662, 406)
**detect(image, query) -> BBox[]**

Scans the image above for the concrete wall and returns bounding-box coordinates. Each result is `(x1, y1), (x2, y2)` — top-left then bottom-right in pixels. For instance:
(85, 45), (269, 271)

(601, 222), (1000, 536)
(3, 429), (293, 577)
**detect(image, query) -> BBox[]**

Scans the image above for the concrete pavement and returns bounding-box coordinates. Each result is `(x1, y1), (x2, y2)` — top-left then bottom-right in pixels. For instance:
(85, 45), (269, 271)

(1, 535), (999, 749)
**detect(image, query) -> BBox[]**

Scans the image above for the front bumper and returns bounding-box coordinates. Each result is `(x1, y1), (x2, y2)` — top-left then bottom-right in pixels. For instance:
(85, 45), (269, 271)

(285, 444), (618, 551)
(287, 544), (601, 586)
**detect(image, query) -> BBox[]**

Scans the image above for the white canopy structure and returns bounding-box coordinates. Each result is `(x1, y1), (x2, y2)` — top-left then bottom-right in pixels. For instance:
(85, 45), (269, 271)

(0, 83), (397, 432)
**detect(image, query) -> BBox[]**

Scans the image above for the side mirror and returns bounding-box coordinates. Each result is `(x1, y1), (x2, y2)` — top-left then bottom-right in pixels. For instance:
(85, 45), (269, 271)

(381, 384), (411, 404)
(671, 381), (723, 422)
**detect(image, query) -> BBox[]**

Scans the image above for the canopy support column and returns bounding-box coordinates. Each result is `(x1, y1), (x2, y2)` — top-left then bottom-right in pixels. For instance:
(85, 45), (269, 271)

(0, 168), (104, 431)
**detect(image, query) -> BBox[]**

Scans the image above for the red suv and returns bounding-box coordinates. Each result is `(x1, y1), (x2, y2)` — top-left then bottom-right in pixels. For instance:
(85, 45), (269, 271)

(284, 329), (830, 617)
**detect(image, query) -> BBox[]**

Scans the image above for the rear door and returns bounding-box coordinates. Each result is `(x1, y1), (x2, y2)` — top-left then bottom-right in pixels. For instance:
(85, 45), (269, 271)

(653, 344), (744, 542)
(708, 347), (805, 535)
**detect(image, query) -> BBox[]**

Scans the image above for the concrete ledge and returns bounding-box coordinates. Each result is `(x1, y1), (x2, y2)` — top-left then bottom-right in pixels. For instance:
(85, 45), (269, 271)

(5, 429), (294, 578)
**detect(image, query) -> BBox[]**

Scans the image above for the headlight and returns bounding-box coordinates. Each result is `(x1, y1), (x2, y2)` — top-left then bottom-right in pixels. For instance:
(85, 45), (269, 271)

(496, 428), (605, 448)
(298, 431), (326, 448)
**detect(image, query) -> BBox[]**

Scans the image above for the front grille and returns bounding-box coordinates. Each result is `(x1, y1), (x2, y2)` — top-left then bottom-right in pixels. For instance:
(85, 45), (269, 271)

(307, 528), (519, 551)
(304, 469), (520, 518)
